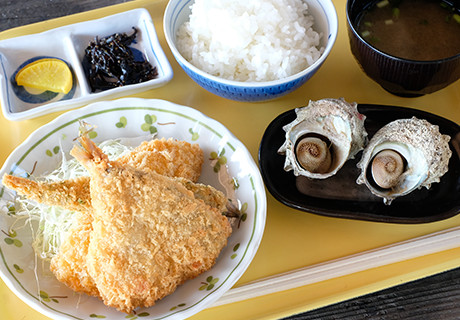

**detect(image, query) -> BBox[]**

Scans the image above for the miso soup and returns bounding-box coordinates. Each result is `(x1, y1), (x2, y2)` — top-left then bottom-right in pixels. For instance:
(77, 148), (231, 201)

(357, 0), (460, 61)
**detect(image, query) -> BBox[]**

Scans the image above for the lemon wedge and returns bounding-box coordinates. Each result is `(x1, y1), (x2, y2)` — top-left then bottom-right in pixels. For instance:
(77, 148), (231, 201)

(15, 58), (73, 94)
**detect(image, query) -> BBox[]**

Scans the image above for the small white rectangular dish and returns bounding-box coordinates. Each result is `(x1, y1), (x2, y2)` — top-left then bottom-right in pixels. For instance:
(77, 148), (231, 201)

(0, 8), (173, 121)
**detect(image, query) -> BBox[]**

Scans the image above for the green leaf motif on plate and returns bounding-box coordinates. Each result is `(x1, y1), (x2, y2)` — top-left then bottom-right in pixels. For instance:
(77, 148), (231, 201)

(237, 202), (248, 228)
(170, 303), (186, 311)
(116, 116), (128, 128)
(46, 146), (60, 157)
(141, 114), (157, 134)
(88, 131), (98, 139)
(6, 203), (16, 216)
(39, 290), (66, 303)
(13, 264), (24, 273)
(125, 312), (150, 319)
(231, 243), (240, 260)
(199, 276), (219, 291)
(2, 229), (22, 247)
(188, 128), (199, 141)
(240, 202), (248, 222)
(210, 149), (227, 173)
(144, 114), (156, 124)
(90, 314), (106, 318)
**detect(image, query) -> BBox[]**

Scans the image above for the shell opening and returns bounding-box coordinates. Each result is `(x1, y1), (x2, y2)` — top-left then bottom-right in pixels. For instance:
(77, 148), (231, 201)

(367, 149), (407, 190)
(295, 133), (332, 174)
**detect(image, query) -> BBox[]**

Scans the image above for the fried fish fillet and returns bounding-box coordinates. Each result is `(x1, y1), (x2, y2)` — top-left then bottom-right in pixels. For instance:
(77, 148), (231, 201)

(70, 136), (231, 313)
(2, 138), (204, 212)
(50, 210), (99, 296)
(2, 174), (228, 300)
(45, 178), (229, 299)
(1, 176), (228, 214)
(121, 137), (203, 182)
(2, 175), (93, 212)
(2, 137), (229, 301)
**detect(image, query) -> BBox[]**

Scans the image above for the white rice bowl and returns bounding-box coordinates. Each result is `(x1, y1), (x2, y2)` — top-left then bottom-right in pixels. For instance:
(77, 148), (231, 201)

(176, 0), (324, 82)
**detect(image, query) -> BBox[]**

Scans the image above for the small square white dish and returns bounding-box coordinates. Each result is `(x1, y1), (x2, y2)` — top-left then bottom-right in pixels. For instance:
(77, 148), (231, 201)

(0, 8), (173, 121)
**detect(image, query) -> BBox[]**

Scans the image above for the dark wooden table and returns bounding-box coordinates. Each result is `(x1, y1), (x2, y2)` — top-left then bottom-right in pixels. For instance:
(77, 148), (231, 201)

(1, 0), (459, 319)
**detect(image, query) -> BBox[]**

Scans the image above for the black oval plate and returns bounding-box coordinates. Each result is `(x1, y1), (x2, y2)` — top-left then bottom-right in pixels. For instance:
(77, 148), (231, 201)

(258, 104), (460, 224)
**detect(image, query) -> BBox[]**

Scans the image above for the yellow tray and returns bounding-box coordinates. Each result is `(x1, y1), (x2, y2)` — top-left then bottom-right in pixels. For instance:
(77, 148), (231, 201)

(1, 0), (460, 319)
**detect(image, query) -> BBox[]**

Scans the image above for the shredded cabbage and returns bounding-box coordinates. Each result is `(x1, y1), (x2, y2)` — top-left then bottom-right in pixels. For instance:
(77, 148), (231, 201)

(11, 139), (133, 260)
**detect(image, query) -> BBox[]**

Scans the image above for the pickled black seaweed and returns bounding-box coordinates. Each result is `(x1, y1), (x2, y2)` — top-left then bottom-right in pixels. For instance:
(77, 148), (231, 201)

(83, 27), (158, 92)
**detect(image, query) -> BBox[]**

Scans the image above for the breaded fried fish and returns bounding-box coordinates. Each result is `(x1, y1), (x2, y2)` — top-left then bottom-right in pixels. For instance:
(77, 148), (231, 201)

(2, 138), (204, 212)
(50, 210), (99, 297)
(121, 137), (203, 182)
(2, 175), (93, 212)
(2, 176), (228, 214)
(46, 178), (228, 299)
(2, 137), (229, 303)
(70, 136), (232, 313)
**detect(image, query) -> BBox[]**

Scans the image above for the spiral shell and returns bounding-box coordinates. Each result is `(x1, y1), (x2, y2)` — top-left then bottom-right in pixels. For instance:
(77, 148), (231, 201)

(356, 117), (452, 205)
(278, 98), (368, 179)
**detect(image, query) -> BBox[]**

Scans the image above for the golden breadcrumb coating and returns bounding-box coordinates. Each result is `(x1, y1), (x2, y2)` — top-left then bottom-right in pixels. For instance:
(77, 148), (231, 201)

(70, 136), (231, 313)
(2, 175), (92, 212)
(3, 138), (203, 213)
(46, 178), (228, 302)
(49, 210), (99, 297)
(2, 175), (227, 214)
(120, 138), (204, 183)
(177, 177), (228, 212)
(1, 136), (231, 313)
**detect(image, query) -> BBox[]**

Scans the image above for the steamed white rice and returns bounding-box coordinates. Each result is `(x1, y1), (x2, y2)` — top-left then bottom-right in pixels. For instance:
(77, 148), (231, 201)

(176, 0), (324, 82)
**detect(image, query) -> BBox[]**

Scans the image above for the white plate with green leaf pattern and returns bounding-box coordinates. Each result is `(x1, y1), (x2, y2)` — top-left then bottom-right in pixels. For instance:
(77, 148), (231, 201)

(0, 98), (266, 319)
